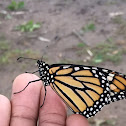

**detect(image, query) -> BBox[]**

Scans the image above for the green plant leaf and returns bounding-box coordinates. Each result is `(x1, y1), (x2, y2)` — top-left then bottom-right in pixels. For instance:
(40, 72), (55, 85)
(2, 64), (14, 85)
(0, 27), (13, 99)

(18, 1), (24, 9)
(77, 43), (86, 48)
(16, 20), (41, 32)
(8, 0), (24, 11)
(82, 22), (96, 32)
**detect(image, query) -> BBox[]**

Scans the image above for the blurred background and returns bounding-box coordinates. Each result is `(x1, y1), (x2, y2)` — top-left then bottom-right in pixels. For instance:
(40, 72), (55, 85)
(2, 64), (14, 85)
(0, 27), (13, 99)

(0, 0), (126, 125)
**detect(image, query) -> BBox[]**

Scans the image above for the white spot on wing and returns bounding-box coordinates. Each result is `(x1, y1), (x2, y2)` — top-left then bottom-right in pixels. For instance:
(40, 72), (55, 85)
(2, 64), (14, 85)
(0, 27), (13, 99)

(102, 76), (106, 80)
(83, 111), (86, 114)
(92, 70), (96, 73)
(83, 67), (90, 69)
(110, 92), (114, 96)
(63, 65), (70, 69)
(102, 69), (108, 72)
(120, 92), (124, 94)
(109, 73), (115, 77)
(102, 80), (105, 83)
(107, 76), (113, 81)
(92, 67), (98, 70)
(74, 67), (80, 71)
(95, 74), (98, 77)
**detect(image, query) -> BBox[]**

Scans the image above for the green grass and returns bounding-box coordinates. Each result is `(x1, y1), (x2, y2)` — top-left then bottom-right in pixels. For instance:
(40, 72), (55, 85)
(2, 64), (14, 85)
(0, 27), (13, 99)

(112, 16), (126, 38)
(82, 22), (96, 32)
(106, 37), (113, 43)
(0, 49), (39, 64)
(112, 15), (123, 24)
(77, 43), (86, 48)
(0, 37), (39, 64)
(8, 0), (24, 11)
(16, 20), (41, 32)
(76, 42), (89, 56)
(106, 1), (117, 5)
(90, 42), (123, 64)
(0, 38), (10, 64)
(0, 41), (9, 50)
(118, 22), (126, 37)
(75, 36), (126, 65)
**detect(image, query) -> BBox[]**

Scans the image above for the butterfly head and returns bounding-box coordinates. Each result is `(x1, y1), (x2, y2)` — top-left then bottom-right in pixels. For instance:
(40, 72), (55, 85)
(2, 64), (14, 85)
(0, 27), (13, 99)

(37, 60), (51, 86)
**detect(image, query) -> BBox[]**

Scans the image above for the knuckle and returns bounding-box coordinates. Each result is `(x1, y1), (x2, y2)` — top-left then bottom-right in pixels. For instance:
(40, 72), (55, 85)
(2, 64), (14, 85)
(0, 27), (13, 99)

(11, 105), (37, 122)
(39, 112), (66, 126)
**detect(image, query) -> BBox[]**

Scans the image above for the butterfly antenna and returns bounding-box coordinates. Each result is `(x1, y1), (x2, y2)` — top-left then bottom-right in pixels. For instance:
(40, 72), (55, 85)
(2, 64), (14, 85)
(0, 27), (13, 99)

(17, 57), (38, 62)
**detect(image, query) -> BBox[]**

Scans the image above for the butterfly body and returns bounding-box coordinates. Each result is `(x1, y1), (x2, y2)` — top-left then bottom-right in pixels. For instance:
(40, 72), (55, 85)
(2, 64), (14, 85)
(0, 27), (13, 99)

(36, 60), (126, 118)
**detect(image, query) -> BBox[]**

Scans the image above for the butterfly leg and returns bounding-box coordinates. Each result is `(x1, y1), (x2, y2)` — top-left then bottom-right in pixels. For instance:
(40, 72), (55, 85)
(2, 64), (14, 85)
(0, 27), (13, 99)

(13, 79), (41, 94)
(25, 70), (39, 74)
(40, 86), (47, 108)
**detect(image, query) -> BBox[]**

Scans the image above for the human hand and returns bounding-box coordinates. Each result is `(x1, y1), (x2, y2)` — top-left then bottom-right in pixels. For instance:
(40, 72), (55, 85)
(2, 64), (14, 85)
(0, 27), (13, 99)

(0, 73), (89, 126)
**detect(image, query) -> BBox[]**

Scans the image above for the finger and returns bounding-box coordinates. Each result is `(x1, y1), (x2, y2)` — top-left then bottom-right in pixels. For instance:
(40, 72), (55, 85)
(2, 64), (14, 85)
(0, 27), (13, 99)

(10, 73), (42, 126)
(0, 95), (11, 126)
(66, 114), (89, 126)
(39, 86), (67, 126)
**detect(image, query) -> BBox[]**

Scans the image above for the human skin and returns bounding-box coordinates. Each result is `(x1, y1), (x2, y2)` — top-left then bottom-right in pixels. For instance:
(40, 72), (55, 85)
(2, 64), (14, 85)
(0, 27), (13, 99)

(0, 73), (89, 126)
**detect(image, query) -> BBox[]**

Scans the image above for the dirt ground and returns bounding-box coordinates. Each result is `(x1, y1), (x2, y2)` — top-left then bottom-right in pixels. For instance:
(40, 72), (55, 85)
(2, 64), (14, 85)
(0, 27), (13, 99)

(0, 0), (126, 125)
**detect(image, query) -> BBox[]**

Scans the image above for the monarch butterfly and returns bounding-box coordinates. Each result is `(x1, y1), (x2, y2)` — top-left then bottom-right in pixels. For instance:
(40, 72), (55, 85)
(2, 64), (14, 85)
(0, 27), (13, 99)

(15, 57), (126, 118)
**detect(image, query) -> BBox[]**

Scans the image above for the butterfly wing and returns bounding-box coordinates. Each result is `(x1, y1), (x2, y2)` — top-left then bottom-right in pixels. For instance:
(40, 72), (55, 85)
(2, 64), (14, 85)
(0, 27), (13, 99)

(49, 64), (111, 118)
(106, 71), (126, 102)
